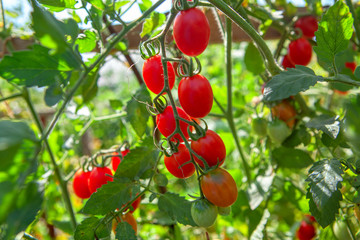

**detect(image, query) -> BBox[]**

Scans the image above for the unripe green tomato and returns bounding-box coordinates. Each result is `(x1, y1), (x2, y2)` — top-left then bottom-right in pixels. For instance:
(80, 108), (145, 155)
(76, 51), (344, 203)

(218, 206), (231, 216)
(251, 118), (267, 137)
(267, 120), (292, 144)
(191, 199), (218, 228)
(333, 221), (352, 240)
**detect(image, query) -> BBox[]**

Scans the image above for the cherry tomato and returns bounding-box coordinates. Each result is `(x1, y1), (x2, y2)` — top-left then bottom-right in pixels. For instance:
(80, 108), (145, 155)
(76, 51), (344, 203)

(288, 38), (312, 66)
(191, 130), (226, 168)
(113, 212), (137, 234)
(112, 149), (130, 172)
(142, 55), (175, 94)
(88, 166), (113, 193)
(294, 16), (318, 38)
(129, 196), (141, 213)
(178, 74), (213, 118)
(200, 168), (238, 208)
(282, 54), (295, 70)
(251, 118), (267, 137)
(72, 169), (92, 199)
(164, 144), (195, 178)
(267, 119), (292, 144)
(271, 99), (297, 128)
(296, 220), (316, 240)
(191, 199), (218, 228)
(156, 105), (191, 142)
(333, 221), (351, 240)
(173, 8), (210, 56)
(345, 61), (356, 73)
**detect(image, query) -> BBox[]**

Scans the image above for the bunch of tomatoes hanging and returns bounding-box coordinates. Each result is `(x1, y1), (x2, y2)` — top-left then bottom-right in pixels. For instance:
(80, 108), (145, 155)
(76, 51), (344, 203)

(142, 3), (237, 228)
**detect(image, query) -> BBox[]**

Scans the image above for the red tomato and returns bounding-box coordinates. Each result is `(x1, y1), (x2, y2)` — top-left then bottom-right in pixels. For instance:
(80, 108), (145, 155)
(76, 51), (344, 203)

(173, 8), (210, 56)
(345, 61), (356, 73)
(294, 16), (318, 38)
(129, 196), (141, 213)
(296, 220), (316, 240)
(282, 54), (295, 70)
(73, 169), (92, 199)
(200, 168), (238, 208)
(142, 55), (175, 94)
(271, 99), (297, 128)
(88, 167), (113, 193)
(288, 38), (312, 66)
(178, 74), (213, 118)
(334, 89), (349, 95)
(191, 130), (226, 168)
(156, 105), (191, 142)
(164, 144), (195, 178)
(111, 149), (130, 172)
(113, 212), (137, 234)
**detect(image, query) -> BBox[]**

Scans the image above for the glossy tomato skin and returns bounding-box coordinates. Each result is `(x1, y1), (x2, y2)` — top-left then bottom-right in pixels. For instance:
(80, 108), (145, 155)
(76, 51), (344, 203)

(282, 54), (295, 70)
(345, 61), (356, 73)
(271, 100), (297, 128)
(164, 144), (195, 178)
(178, 74), (213, 118)
(73, 169), (92, 199)
(191, 130), (226, 168)
(296, 220), (316, 240)
(191, 199), (218, 228)
(173, 8), (210, 56)
(201, 168), (238, 208)
(142, 55), (175, 94)
(156, 106), (191, 142)
(288, 38), (312, 66)
(294, 16), (318, 38)
(112, 149), (130, 172)
(113, 212), (137, 234)
(88, 167), (113, 193)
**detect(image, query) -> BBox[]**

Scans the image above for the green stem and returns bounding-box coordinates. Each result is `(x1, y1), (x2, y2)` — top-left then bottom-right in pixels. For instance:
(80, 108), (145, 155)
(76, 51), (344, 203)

(0, 0), (5, 31)
(23, 89), (77, 230)
(345, 0), (360, 45)
(0, 92), (22, 102)
(42, 0), (166, 142)
(224, 18), (252, 182)
(207, 0), (282, 76)
(324, 75), (360, 87)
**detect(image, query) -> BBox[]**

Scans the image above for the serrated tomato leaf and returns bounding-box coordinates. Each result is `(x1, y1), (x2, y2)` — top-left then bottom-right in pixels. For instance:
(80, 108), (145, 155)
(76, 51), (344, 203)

(272, 147), (313, 169)
(158, 193), (196, 226)
(74, 217), (110, 240)
(140, 12), (166, 38)
(306, 159), (343, 228)
(263, 66), (323, 102)
(114, 222), (137, 240)
(246, 168), (274, 210)
(306, 115), (340, 139)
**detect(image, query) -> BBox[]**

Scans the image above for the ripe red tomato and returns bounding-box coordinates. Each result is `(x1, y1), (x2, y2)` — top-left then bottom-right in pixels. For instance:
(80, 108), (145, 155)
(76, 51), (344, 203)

(191, 130), (226, 168)
(113, 212), (137, 234)
(345, 61), (356, 73)
(112, 149), (130, 172)
(164, 144), (195, 178)
(178, 74), (213, 118)
(282, 54), (295, 70)
(294, 16), (318, 38)
(142, 55), (175, 94)
(73, 169), (92, 199)
(156, 105), (191, 142)
(173, 8), (210, 56)
(296, 220), (316, 240)
(88, 167), (113, 193)
(191, 199), (218, 228)
(200, 168), (238, 208)
(271, 99), (297, 128)
(288, 38), (312, 66)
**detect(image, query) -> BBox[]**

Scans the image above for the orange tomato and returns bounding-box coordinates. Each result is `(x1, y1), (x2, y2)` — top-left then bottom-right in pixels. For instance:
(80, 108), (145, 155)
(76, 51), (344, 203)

(112, 212), (137, 234)
(271, 99), (297, 128)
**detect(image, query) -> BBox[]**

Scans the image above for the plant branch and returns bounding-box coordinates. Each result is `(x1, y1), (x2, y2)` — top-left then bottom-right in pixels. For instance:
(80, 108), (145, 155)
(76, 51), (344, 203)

(0, 92), (22, 102)
(0, 0), (5, 32)
(324, 75), (360, 87)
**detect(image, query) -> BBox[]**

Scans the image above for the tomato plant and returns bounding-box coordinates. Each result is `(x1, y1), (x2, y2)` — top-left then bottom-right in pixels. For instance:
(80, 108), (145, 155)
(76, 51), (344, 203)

(296, 220), (316, 240)
(164, 144), (195, 178)
(88, 167), (114, 193)
(271, 99), (297, 128)
(251, 117), (267, 137)
(113, 212), (138, 234)
(72, 169), (92, 199)
(294, 16), (318, 38)
(111, 149), (130, 171)
(282, 54), (295, 70)
(267, 119), (292, 144)
(288, 38), (312, 66)
(191, 199), (218, 228)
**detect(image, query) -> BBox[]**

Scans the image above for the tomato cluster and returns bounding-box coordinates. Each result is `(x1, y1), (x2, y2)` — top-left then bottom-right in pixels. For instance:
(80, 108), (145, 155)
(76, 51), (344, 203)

(296, 215), (316, 240)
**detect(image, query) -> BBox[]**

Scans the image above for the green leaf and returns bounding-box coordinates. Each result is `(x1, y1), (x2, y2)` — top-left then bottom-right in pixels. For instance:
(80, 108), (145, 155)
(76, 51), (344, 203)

(126, 86), (151, 137)
(86, 0), (106, 10)
(263, 66), (322, 102)
(306, 115), (340, 139)
(75, 30), (97, 53)
(0, 45), (81, 87)
(250, 209), (270, 240)
(272, 147), (313, 169)
(282, 125), (311, 147)
(44, 83), (63, 106)
(31, 0), (79, 53)
(115, 222), (137, 240)
(246, 168), (274, 210)
(114, 137), (159, 180)
(345, 96), (360, 152)
(140, 12), (166, 38)
(319, 225), (337, 240)
(158, 193), (196, 226)
(314, 1), (354, 67)
(109, 99), (124, 110)
(38, 0), (76, 12)
(74, 217), (111, 240)
(306, 159), (343, 228)
(138, 0), (152, 12)
(0, 120), (37, 151)
(82, 179), (138, 215)
(244, 43), (265, 74)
